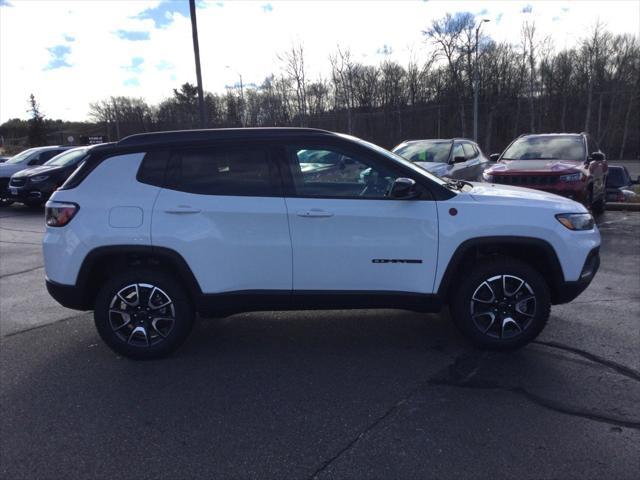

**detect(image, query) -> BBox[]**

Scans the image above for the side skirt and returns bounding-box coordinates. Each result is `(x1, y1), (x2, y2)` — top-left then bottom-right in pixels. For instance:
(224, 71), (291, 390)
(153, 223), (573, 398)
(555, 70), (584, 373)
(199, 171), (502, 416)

(196, 290), (443, 317)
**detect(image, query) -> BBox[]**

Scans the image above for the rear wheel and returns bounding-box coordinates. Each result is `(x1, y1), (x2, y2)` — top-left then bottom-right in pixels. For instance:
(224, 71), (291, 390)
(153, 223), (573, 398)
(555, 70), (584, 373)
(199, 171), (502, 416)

(0, 198), (14, 207)
(94, 269), (195, 359)
(449, 257), (551, 350)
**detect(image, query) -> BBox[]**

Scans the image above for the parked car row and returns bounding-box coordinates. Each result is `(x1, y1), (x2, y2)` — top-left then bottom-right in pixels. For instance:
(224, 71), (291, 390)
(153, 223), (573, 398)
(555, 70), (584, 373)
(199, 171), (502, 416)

(0, 132), (634, 210)
(392, 132), (615, 211)
(0, 145), (101, 207)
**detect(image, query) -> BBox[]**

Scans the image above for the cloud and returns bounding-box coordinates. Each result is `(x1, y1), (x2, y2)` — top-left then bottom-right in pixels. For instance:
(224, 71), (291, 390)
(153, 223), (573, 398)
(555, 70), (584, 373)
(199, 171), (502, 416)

(496, 12), (504, 24)
(115, 29), (150, 41)
(522, 4), (533, 13)
(477, 8), (489, 16)
(63, 34), (75, 42)
(156, 60), (174, 71)
(124, 77), (140, 87)
(123, 57), (144, 73)
(262, 3), (273, 13)
(134, 0), (190, 28)
(43, 45), (72, 70)
(0, 0), (13, 7)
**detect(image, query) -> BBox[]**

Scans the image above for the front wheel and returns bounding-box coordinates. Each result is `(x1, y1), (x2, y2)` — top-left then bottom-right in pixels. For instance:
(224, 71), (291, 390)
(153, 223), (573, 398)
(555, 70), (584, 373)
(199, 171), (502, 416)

(449, 257), (551, 350)
(94, 269), (195, 359)
(0, 198), (14, 207)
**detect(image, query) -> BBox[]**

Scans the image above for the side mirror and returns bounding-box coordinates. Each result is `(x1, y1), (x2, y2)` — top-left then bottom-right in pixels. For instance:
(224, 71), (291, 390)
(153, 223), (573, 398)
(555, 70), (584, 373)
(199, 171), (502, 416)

(489, 153), (500, 162)
(589, 152), (605, 162)
(452, 156), (466, 164)
(390, 177), (419, 199)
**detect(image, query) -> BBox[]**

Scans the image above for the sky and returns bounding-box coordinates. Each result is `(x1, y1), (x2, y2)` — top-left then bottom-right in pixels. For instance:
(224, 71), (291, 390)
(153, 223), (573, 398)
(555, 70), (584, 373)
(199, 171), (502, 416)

(1, 0), (638, 123)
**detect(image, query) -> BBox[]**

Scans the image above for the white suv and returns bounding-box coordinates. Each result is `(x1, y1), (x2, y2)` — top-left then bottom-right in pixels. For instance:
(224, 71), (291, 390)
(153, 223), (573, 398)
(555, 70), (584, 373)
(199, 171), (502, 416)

(43, 129), (600, 359)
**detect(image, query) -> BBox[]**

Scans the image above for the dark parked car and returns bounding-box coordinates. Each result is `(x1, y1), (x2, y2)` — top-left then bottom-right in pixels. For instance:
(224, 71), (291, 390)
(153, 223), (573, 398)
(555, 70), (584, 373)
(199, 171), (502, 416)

(391, 138), (490, 181)
(0, 146), (75, 206)
(606, 165), (638, 202)
(483, 133), (608, 212)
(7, 146), (97, 207)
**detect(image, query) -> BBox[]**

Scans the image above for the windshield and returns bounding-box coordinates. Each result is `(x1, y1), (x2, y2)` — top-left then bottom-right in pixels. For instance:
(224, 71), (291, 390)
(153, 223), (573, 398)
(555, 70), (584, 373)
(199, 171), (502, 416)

(393, 141), (452, 163)
(339, 133), (448, 186)
(606, 167), (629, 188)
(45, 148), (89, 167)
(502, 135), (585, 161)
(4, 148), (39, 165)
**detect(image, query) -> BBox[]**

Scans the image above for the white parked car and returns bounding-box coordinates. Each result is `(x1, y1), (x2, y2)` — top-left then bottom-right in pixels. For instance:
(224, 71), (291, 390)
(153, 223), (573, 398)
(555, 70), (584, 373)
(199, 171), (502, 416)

(43, 129), (600, 359)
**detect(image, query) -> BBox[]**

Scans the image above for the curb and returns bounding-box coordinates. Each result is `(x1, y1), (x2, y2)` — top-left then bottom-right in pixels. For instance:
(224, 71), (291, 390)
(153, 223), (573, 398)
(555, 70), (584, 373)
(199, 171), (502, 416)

(605, 202), (640, 212)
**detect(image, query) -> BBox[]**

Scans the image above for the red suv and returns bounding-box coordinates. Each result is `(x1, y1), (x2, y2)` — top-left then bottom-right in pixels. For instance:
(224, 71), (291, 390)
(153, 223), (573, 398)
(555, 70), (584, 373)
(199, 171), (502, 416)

(483, 133), (608, 212)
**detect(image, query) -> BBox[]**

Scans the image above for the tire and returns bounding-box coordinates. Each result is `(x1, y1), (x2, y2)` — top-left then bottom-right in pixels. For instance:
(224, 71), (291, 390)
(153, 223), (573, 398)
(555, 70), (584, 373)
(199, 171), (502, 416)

(94, 269), (195, 359)
(449, 257), (551, 350)
(0, 198), (14, 207)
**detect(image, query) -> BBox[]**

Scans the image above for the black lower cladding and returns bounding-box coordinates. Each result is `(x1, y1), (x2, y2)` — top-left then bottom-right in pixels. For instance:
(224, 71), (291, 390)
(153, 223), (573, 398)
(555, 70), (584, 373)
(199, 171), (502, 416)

(553, 247), (600, 304)
(46, 278), (91, 311)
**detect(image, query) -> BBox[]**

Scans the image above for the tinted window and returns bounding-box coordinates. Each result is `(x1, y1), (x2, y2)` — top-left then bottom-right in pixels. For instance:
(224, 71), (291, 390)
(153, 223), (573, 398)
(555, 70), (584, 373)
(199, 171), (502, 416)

(288, 146), (402, 198)
(502, 136), (585, 161)
(38, 150), (64, 163)
(393, 141), (452, 163)
(167, 146), (275, 196)
(45, 148), (89, 167)
(606, 167), (629, 187)
(137, 150), (169, 187)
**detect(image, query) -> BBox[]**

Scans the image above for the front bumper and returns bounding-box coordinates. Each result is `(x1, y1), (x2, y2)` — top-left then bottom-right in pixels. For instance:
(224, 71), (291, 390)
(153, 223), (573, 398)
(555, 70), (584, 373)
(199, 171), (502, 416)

(6, 184), (54, 203)
(553, 247), (600, 304)
(492, 177), (589, 203)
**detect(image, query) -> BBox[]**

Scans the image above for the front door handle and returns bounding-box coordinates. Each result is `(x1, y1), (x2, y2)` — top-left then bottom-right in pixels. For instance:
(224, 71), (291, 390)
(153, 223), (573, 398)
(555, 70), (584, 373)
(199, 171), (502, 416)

(297, 209), (334, 218)
(164, 206), (201, 214)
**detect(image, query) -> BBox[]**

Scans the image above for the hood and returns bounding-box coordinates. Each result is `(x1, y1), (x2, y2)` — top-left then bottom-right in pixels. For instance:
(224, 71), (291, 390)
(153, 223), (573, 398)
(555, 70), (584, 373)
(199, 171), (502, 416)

(467, 181), (587, 212)
(414, 161), (449, 176)
(0, 163), (35, 179)
(488, 159), (583, 174)
(12, 164), (64, 178)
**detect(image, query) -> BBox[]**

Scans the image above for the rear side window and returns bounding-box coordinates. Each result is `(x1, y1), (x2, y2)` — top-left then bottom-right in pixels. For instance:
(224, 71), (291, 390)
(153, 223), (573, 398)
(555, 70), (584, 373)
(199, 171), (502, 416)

(137, 150), (169, 187)
(166, 146), (276, 196)
(462, 143), (478, 160)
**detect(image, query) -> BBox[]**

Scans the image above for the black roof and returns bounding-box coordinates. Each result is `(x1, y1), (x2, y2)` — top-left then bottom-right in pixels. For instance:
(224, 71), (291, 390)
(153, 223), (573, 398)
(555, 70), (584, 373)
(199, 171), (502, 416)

(117, 127), (337, 147)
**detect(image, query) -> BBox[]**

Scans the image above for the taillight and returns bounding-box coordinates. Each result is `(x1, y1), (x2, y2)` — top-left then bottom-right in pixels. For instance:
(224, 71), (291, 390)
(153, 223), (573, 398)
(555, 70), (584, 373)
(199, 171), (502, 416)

(45, 201), (79, 227)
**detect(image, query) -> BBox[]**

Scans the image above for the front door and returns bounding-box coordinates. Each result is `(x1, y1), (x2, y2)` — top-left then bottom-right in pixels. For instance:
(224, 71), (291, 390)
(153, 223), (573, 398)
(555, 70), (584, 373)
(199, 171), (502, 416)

(282, 143), (439, 294)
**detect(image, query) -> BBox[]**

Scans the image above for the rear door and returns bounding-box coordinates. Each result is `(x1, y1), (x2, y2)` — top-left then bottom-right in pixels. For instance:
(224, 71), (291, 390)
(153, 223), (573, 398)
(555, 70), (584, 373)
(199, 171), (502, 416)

(152, 143), (292, 294)
(281, 141), (439, 294)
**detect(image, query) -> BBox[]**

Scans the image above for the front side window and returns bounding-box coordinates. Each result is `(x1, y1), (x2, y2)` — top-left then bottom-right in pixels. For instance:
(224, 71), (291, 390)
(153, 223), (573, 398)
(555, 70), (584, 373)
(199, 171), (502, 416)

(167, 146), (275, 196)
(288, 146), (401, 198)
(462, 143), (477, 160)
(502, 135), (585, 161)
(451, 143), (465, 161)
(393, 141), (452, 163)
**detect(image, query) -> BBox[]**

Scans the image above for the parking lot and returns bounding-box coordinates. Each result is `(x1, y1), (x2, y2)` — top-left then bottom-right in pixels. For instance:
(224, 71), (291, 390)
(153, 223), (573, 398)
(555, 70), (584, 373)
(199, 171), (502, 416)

(1, 205), (639, 479)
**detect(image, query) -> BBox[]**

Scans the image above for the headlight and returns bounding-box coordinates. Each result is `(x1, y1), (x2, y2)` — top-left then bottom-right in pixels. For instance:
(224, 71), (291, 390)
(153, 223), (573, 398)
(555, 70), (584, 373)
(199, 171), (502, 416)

(556, 213), (594, 231)
(31, 175), (49, 183)
(482, 172), (494, 182)
(559, 173), (582, 183)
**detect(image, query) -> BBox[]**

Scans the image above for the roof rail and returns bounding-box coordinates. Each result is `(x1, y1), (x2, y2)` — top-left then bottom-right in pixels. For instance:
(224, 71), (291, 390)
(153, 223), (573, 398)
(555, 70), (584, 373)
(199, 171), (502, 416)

(117, 127), (335, 147)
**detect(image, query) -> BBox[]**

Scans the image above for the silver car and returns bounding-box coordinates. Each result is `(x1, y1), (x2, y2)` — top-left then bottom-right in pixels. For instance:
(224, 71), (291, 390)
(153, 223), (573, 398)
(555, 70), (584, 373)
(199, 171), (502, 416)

(392, 138), (490, 181)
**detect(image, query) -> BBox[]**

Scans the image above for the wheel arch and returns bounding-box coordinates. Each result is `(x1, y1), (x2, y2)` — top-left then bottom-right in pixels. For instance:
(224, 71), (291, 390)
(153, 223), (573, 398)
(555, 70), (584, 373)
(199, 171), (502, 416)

(437, 236), (566, 304)
(76, 245), (202, 310)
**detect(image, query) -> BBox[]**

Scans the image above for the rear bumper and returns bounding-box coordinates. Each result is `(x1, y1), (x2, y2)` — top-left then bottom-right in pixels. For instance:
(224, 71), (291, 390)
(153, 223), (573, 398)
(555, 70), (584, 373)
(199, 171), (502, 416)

(46, 278), (91, 311)
(553, 247), (600, 304)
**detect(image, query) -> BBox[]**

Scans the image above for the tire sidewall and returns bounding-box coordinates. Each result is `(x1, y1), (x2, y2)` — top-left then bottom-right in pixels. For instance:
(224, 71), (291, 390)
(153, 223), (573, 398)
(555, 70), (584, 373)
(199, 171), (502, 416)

(450, 258), (551, 350)
(94, 269), (195, 359)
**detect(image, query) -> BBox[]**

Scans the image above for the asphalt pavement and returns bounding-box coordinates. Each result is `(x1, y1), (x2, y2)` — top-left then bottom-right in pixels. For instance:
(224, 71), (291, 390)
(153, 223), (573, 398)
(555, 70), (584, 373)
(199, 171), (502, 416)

(1, 205), (639, 479)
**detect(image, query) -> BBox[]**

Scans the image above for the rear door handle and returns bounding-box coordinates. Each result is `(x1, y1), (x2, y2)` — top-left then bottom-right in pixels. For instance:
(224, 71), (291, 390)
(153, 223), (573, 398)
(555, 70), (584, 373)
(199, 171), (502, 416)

(164, 206), (201, 214)
(297, 209), (334, 218)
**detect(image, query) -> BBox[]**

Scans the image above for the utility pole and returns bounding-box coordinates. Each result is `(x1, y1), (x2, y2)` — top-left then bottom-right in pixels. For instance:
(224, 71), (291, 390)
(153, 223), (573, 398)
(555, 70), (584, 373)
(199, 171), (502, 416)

(473, 18), (490, 142)
(226, 66), (245, 127)
(189, 0), (206, 128)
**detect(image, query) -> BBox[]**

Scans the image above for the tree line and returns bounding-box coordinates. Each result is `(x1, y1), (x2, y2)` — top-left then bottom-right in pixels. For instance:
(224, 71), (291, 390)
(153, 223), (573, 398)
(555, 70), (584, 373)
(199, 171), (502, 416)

(2, 14), (639, 159)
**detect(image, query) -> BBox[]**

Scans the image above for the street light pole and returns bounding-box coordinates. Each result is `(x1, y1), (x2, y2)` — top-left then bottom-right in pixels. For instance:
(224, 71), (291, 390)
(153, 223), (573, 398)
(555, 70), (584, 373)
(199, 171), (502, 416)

(226, 66), (244, 127)
(189, 0), (206, 128)
(473, 18), (490, 142)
